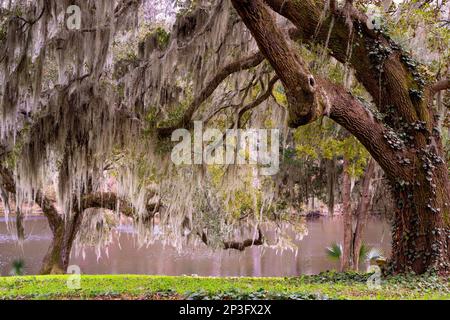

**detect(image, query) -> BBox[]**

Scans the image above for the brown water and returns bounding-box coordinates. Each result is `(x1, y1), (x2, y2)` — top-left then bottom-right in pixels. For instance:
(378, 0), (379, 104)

(0, 216), (391, 276)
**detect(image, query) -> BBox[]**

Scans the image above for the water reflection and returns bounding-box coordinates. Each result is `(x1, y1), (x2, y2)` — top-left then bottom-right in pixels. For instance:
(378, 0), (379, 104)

(0, 216), (391, 276)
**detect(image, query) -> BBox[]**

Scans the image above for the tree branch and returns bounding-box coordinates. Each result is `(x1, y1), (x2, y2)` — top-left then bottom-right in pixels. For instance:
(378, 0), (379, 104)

(199, 227), (264, 251)
(236, 75), (280, 127)
(231, 0), (322, 128)
(78, 192), (159, 220)
(320, 78), (411, 180)
(35, 190), (63, 233)
(265, 0), (423, 124)
(431, 79), (449, 94)
(1, 162), (157, 230)
(229, 0), (406, 180)
(157, 51), (265, 138)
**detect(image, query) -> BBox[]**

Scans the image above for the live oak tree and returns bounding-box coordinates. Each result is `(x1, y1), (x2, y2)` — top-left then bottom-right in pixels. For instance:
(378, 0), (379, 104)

(0, 0), (449, 275)
(0, 0), (278, 273)
(229, 0), (449, 274)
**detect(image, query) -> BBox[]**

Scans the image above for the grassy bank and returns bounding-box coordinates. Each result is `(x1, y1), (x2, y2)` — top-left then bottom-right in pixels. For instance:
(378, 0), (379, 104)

(0, 272), (449, 300)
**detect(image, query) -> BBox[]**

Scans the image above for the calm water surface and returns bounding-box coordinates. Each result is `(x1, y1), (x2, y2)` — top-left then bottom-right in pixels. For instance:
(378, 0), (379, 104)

(0, 216), (391, 276)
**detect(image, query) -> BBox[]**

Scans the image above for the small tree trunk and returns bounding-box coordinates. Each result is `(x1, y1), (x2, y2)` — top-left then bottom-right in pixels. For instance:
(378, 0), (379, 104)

(15, 208), (25, 242)
(352, 158), (376, 271)
(341, 158), (353, 271)
(305, 178), (309, 207)
(0, 186), (10, 215)
(327, 157), (336, 216)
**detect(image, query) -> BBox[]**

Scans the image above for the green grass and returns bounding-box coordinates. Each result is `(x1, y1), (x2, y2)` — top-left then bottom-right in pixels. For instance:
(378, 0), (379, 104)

(0, 272), (449, 300)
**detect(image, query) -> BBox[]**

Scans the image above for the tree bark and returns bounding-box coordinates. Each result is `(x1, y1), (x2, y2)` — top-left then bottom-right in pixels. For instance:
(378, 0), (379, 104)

(341, 158), (353, 271)
(39, 220), (79, 275)
(15, 208), (25, 241)
(36, 190), (82, 275)
(326, 79), (450, 274)
(40, 226), (66, 275)
(389, 168), (450, 274)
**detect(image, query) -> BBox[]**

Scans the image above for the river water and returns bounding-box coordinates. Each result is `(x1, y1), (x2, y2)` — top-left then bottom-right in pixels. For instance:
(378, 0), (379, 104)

(0, 216), (391, 276)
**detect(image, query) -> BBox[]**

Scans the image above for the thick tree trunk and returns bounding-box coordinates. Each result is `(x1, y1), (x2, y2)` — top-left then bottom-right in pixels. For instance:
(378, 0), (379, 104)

(40, 211), (82, 275)
(389, 162), (450, 275)
(40, 226), (67, 275)
(327, 83), (450, 274)
(341, 159), (353, 271)
(352, 158), (376, 270)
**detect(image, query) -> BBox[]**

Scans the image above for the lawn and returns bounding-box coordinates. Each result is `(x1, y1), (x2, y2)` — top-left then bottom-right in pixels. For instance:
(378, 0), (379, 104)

(0, 272), (449, 300)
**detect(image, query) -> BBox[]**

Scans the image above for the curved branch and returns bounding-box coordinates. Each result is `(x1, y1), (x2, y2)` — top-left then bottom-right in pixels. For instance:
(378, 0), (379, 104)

(223, 228), (264, 251)
(35, 191), (63, 233)
(237, 75), (280, 127)
(231, 0), (322, 128)
(0, 162), (63, 232)
(431, 79), (449, 94)
(229, 0), (407, 180)
(1, 162), (157, 230)
(265, 0), (423, 124)
(199, 227), (264, 252)
(157, 51), (265, 138)
(202, 74), (259, 124)
(320, 78), (411, 180)
(205, 75), (280, 127)
(78, 192), (159, 220)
